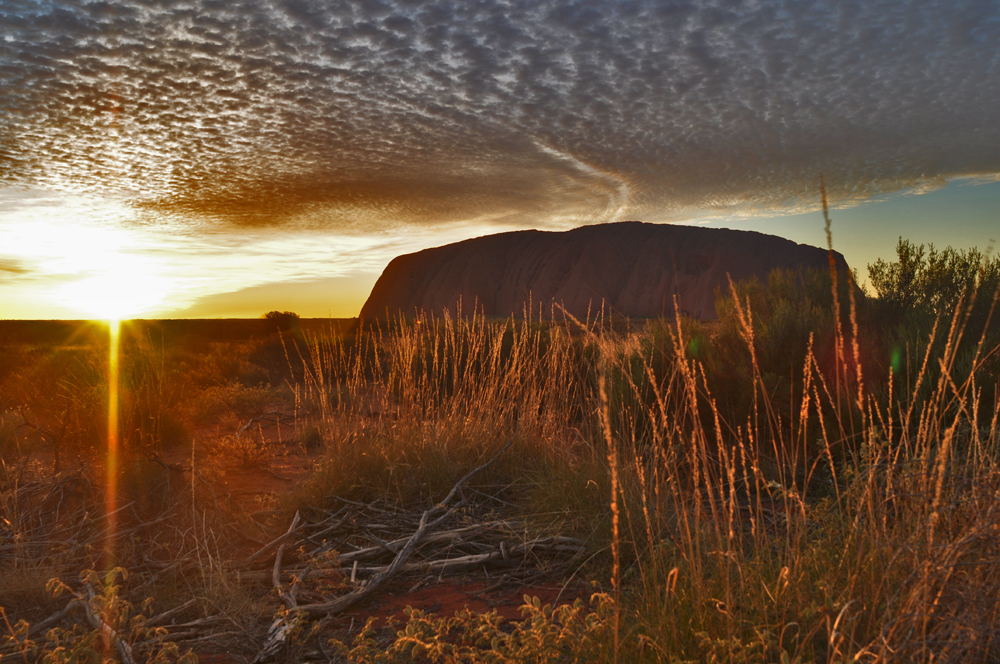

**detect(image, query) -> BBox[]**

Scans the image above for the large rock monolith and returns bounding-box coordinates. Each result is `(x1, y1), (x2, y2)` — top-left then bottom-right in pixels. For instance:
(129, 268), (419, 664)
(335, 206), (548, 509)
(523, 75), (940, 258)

(360, 221), (850, 320)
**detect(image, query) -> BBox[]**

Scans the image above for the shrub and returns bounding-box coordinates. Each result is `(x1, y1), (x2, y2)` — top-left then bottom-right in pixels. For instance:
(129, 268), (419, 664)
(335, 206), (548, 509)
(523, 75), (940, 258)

(866, 238), (1000, 426)
(868, 237), (1000, 316)
(261, 310), (301, 332)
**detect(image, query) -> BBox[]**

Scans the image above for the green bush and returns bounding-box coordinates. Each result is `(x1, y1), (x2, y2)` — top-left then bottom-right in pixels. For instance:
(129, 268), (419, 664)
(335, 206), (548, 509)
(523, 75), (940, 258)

(866, 237), (1000, 425)
(868, 237), (1000, 316)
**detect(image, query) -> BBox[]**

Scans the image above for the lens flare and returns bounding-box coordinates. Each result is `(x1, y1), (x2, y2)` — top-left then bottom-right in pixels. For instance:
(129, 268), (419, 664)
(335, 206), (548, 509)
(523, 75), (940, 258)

(104, 318), (120, 567)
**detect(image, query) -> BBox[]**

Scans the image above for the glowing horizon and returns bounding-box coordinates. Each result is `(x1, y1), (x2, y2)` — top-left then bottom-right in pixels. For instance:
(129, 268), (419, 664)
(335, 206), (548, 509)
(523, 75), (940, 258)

(0, 178), (997, 321)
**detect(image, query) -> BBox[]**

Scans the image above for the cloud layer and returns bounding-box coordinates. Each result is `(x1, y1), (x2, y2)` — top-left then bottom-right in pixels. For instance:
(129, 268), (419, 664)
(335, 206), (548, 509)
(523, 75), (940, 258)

(2, 0), (999, 229)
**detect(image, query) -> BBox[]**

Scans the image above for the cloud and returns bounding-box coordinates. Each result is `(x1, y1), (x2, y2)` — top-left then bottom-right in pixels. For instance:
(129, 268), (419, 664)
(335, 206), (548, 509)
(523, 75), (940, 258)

(0, 258), (29, 275)
(1, 0), (998, 229)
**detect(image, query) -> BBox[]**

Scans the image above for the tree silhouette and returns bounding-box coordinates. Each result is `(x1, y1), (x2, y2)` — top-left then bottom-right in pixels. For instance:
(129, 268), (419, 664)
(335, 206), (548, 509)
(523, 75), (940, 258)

(261, 310), (300, 331)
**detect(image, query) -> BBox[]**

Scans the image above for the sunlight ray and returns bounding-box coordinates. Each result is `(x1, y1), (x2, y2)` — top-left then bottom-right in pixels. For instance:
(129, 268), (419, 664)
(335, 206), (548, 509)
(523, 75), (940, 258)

(104, 318), (120, 568)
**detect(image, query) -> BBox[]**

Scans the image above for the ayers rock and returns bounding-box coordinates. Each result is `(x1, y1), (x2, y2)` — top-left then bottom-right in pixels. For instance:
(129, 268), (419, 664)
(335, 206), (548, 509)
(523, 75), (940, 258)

(360, 221), (850, 321)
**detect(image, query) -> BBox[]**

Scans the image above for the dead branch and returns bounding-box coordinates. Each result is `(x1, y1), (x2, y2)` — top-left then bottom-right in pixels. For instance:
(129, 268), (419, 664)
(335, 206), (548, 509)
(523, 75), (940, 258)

(240, 508), (352, 568)
(237, 411), (293, 438)
(242, 517), (309, 567)
(251, 512), (305, 664)
(273, 511), (303, 609)
(249, 439), (515, 663)
(159, 615), (226, 631)
(334, 535), (585, 576)
(336, 522), (506, 563)
(145, 598), (199, 628)
(297, 437), (515, 617)
(26, 598), (86, 637)
(169, 630), (244, 644)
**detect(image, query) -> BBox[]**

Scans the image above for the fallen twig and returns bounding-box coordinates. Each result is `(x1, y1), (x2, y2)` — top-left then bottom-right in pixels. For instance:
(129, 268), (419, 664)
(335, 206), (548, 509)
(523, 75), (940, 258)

(237, 411), (292, 438)
(333, 536), (585, 576)
(26, 598), (86, 637)
(297, 437), (515, 616)
(241, 514), (310, 567)
(251, 512), (305, 664)
(146, 598), (199, 628)
(160, 615), (226, 631)
(336, 522), (508, 563)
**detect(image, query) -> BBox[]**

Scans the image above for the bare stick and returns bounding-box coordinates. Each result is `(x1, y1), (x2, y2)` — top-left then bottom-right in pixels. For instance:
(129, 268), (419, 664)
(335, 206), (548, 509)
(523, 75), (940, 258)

(337, 522), (507, 563)
(237, 411), (293, 438)
(159, 615), (226, 631)
(145, 598), (199, 628)
(339, 536), (585, 576)
(26, 599), (85, 637)
(252, 512), (304, 664)
(242, 511), (308, 566)
(273, 511), (302, 608)
(251, 440), (514, 662)
(297, 437), (515, 616)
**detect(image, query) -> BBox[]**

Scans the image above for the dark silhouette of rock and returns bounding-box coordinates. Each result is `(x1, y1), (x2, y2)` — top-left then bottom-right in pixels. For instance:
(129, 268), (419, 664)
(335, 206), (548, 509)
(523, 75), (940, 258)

(360, 221), (851, 320)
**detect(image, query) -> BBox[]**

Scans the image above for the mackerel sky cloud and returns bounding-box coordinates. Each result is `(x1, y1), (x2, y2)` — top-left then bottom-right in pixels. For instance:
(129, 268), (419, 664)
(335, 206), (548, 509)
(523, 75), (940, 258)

(1, 0), (998, 317)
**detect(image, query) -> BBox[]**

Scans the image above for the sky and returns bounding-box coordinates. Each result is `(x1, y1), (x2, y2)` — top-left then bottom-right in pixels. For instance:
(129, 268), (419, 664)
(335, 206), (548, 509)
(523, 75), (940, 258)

(1, 0), (998, 320)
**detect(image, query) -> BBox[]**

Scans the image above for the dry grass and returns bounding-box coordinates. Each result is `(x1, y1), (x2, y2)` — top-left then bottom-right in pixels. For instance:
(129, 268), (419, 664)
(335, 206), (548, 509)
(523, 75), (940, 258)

(275, 292), (1000, 662)
(1, 269), (999, 662)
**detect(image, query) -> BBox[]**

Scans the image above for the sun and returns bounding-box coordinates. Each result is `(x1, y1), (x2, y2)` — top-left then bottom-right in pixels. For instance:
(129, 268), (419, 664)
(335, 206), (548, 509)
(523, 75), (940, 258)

(37, 220), (174, 320)
(0, 198), (177, 320)
(59, 262), (171, 320)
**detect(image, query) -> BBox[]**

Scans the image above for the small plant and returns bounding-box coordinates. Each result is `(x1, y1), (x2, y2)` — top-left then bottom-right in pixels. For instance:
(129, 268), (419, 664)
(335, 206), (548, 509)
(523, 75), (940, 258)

(211, 432), (277, 469)
(330, 593), (614, 663)
(1, 568), (196, 664)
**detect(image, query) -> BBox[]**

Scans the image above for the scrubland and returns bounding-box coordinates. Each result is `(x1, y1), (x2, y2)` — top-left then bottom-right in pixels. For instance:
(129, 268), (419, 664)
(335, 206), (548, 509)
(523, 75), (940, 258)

(2, 238), (1000, 663)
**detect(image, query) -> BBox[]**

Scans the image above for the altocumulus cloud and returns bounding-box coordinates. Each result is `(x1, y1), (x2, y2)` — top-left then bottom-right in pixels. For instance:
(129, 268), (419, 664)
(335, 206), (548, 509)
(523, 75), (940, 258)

(1, 0), (999, 230)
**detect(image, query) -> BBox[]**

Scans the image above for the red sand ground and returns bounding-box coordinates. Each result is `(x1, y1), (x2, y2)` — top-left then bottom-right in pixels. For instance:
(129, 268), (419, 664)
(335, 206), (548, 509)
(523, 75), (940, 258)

(333, 579), (589, 627)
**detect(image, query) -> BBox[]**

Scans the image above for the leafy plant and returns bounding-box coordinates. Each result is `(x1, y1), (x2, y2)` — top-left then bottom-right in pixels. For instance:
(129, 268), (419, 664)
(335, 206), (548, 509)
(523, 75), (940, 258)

(868, 237), (1000, 315)
(1, 568), (196, 664)
(330, 594), (614, 663)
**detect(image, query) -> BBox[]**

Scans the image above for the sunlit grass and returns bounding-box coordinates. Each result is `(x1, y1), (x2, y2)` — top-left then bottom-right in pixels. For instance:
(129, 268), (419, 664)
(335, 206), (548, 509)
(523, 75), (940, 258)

(286, 290), (999, 662)
(2, 240), (999, 662)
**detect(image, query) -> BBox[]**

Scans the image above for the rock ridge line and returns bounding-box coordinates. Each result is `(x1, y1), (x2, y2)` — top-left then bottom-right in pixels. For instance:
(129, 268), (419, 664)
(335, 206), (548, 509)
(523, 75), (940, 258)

(360, 221), (850, 320)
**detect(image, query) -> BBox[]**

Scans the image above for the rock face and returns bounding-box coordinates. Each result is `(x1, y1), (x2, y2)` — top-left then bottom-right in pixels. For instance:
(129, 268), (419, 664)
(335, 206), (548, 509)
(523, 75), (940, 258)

(360, 221), (850, 321)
